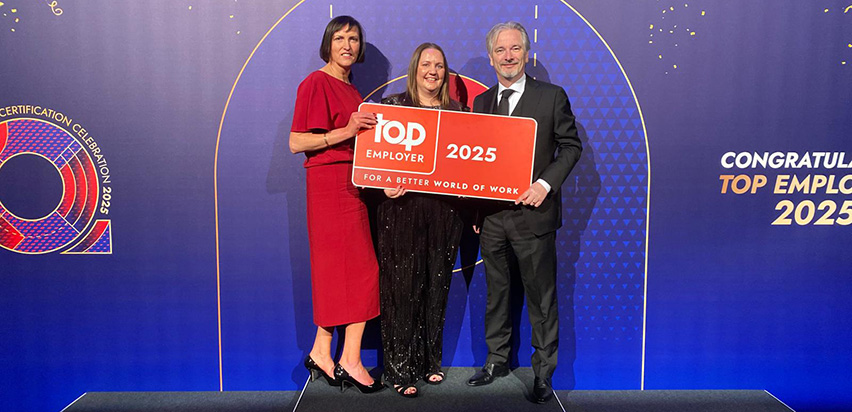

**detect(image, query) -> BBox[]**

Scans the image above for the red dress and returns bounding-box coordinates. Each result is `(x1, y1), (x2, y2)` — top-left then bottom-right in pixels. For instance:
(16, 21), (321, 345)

(291, 70), (379, 327)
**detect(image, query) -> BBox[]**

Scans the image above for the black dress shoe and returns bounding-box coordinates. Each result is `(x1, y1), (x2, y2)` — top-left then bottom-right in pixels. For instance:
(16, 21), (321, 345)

(467, 362), (509, 386)
(532, 377), (554, 403)
(304, 356), (340, 387)
(334, 364), (385, 394)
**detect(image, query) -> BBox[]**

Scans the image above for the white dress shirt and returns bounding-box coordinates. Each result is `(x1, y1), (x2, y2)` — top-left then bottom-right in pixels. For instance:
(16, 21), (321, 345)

(496, 75), (526, 116)
(496, 76), (552, 193)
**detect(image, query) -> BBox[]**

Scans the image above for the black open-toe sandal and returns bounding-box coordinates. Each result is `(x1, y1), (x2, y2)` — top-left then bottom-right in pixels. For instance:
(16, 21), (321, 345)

(394, 384), (418, 398)
(424, 371), (445, 385)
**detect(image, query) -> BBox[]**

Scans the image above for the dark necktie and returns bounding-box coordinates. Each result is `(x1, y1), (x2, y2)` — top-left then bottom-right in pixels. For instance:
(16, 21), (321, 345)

(497, 89), (515, 116)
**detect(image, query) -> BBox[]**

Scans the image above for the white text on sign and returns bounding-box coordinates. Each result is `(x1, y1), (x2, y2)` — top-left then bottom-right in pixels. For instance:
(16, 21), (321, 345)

(374, 113), (426, 151)
(446, 144), (497, 162)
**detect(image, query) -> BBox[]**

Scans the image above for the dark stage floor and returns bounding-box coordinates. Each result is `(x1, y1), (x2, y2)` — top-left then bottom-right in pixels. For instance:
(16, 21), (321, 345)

(63, 367), (793, 412)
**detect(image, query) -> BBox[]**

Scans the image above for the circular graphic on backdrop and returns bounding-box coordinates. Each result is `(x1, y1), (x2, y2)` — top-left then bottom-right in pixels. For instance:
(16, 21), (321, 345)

(0, 118), (98, 254)
(217, 0), (648, 293)
(0, 153), (64, 220)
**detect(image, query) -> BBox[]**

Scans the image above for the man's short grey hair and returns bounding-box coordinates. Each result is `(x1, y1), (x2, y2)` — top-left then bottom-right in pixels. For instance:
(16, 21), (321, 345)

(485, 21), (531, 54)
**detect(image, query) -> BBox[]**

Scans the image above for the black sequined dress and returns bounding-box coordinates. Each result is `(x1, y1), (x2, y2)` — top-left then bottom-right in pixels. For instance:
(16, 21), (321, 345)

(378, 93), (466, 386)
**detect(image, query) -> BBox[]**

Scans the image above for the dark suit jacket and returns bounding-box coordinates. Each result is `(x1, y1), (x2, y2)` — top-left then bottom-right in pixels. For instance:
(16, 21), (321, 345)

(472, 75), (582, 235)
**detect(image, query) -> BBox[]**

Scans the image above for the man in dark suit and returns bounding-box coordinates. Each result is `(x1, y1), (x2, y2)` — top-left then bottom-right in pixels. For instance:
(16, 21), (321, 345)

(467, 21), (582, 404)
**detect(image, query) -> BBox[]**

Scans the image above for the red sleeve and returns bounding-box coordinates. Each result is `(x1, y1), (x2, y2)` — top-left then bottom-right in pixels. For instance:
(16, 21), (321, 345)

(291, 73), (333, 133)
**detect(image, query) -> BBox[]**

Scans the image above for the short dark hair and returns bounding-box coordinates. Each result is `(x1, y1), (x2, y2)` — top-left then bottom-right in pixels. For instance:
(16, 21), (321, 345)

(319, 15), (365, 63)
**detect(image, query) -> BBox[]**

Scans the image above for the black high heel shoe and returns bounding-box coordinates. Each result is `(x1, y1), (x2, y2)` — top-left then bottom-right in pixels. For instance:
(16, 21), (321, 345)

(333, 364), (385, 394)
(304, 356), (340, 387)
(424, 370), (445, 385)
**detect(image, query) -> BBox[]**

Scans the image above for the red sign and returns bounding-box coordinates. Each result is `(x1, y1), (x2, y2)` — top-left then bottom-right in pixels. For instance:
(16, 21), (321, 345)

(352, 103), (537, 201)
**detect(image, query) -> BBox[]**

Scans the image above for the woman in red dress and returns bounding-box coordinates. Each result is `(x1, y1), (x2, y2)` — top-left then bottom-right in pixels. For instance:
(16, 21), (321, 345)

(289, 15), (383, 394)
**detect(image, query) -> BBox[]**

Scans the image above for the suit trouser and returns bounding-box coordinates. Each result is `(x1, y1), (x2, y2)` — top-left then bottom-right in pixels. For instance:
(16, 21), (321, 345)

(480, 208), (559, 381)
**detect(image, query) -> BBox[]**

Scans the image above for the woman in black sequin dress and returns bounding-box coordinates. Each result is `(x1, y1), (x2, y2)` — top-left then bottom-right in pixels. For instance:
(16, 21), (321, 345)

(378, 43), (466, 398)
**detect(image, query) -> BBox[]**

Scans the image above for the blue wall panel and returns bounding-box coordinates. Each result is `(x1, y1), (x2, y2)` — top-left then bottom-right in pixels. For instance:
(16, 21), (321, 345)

(1, 1), (850, 411)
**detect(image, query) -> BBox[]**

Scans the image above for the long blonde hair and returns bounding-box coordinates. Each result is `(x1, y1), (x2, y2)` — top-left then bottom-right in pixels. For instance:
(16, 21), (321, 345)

(405, 43), (451, 109)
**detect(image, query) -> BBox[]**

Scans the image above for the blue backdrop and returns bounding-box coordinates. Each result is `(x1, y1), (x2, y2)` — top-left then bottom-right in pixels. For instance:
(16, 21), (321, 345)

(1, 1), (850, 411)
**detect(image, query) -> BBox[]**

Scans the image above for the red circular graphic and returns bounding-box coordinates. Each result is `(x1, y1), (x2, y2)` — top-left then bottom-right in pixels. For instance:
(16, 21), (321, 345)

(0, 118), (99, 254)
